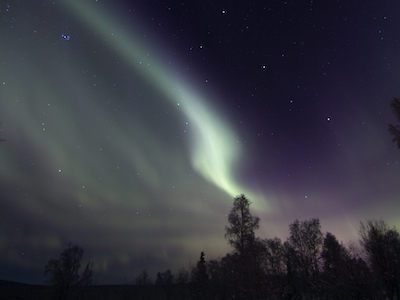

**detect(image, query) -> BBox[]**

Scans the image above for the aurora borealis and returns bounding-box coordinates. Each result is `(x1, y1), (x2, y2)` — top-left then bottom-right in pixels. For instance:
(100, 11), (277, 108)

(1, 0), (400, 284)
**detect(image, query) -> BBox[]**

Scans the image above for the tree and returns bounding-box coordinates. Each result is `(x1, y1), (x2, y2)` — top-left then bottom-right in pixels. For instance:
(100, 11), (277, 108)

(263, 237), (285, 276)
(175, 268), (190, 284)
(322, 232), (347, 276)
(389, 97), (400, 148)
(345, 252), (375, 300)
(155, 269), (174, 285)
(321, 232), (350, 299)
(191, 252), (208, 299)
(288, 218), (323, 277)
(262, 237), (286, 298)
(285, 218), (323, 298)
(135, 269), (152, 286)
(44, 243), (93, 300)
(207, 259), (223, 299)
(225, 194), (261, 300)
(218, 253), (241, 300)
(225, 195), (260, 257)
(155, 269), (174, 300)
(174, 268), (191, 300)
(359, 219), (400, 300)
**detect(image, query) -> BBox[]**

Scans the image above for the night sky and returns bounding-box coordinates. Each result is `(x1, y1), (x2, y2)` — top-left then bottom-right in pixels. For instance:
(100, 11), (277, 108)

(1, 0), (400, 285)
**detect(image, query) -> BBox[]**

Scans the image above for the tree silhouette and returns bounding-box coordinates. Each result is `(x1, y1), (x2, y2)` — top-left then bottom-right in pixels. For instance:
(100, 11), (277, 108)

(225, 194), (261, 299)
(155, 269), (174, 300)
(345, 250), (374, 300)
(44, 243), (93, 300)
(321, 232), (351, 299)
(225, 194), (260, 257)
(262, 237), (285, 298)
(263, 237), (285, 276)
(389, 97), (400, 148)
(216, 253), (241, 300)
(191, 252), (208, 299)
(135, 269), (152, 286)
(155, 269), (174, 285)
(359, 219), (400, 300)
(285, 218), (323, 298)
(175, 268), (190, 284)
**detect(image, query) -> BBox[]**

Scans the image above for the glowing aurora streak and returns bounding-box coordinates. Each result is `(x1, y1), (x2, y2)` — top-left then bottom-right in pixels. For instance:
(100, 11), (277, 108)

(61, 0), (266, 206)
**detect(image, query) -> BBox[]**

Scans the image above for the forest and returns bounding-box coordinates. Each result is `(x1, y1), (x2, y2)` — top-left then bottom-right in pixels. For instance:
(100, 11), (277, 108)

(35, 194), (400, 300)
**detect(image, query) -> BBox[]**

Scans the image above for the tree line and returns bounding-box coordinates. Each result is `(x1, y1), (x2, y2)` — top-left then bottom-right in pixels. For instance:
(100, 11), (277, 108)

(45, 194), (400, 300)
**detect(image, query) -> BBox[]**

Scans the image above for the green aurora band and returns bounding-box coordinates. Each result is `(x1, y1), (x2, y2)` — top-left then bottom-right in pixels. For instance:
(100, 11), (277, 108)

(0, 0), (269, 280)
(61, 0), (267, 207)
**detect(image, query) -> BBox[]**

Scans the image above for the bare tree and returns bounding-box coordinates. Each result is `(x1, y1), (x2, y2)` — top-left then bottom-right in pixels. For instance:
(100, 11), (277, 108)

(321, 232), (351, 299)
(262, 237), (286, 298)
(156, 269), (174, 285)
(359, 219), (400, 300)
(135, 269), (152, 286)
(263, 237), (285, 276)
(44, 243), (93, 300)
(285, 218), (323, 298)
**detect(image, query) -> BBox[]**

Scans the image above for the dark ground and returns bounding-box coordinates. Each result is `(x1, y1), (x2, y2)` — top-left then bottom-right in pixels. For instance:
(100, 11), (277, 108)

(0, 280), (191, 300)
